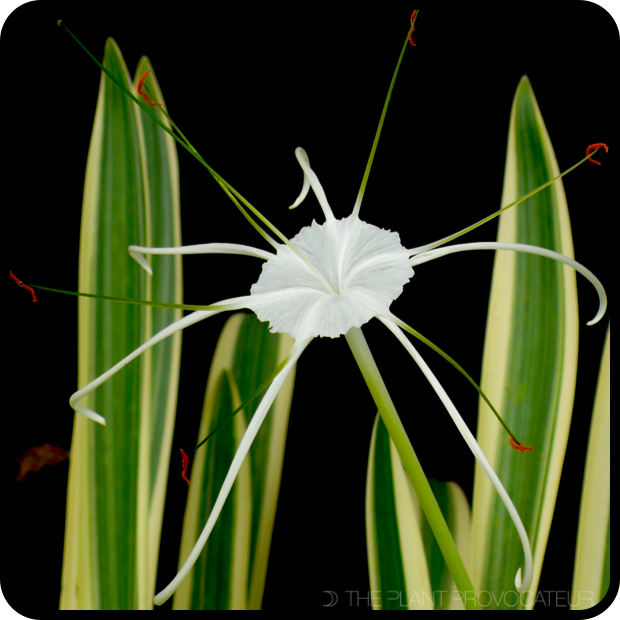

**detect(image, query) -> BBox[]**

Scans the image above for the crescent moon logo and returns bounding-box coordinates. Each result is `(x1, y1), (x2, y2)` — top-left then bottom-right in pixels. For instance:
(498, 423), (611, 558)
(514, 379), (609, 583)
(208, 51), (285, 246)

(323, 591), (339, 607)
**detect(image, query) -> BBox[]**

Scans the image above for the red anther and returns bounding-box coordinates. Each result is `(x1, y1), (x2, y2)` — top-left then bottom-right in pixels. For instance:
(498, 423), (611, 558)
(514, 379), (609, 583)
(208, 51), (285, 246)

(586, 143), (609, 166)
(180, 449), (190, 486)
(510, 437), (533, 454)
(137, 69), (160, 106)
(10, 271), (38, 302)
(409, 10), (419, 46)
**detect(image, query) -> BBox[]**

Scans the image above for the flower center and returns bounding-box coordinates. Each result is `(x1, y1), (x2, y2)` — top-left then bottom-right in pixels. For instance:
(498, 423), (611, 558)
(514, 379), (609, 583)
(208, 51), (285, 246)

(249, 216), (413, 340)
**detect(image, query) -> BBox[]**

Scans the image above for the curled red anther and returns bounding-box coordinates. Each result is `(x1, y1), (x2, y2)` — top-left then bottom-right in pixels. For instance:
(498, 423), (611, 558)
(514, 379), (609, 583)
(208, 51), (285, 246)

(510, 437), (533, 454)
(180, 449), (190, 486)
(10, 271), (38, 302)
(586, 143), (609, 166)
(137, 69), (162, 107)
(409, 10), (419, 46)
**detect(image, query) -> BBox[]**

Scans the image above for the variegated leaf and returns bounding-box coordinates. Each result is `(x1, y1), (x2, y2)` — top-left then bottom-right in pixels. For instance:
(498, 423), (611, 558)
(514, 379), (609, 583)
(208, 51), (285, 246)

(472, 76), (579, 610)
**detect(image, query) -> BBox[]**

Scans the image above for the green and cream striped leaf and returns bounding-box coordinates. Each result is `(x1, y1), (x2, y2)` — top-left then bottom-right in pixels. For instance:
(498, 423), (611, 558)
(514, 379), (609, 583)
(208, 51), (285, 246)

(572, 325), (610, 610)
(471, 76), (579, 610)
(132, 58), (183, 600)
(60, 40), (181, 610)
(173, 313), (296, 610)
(366, 414), (433, 610)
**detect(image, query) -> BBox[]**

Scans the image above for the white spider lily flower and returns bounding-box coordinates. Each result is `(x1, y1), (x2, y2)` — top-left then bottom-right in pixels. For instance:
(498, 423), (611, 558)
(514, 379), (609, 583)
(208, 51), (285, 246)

(68, 145), (607, 605)
(249, 215), (414, 340)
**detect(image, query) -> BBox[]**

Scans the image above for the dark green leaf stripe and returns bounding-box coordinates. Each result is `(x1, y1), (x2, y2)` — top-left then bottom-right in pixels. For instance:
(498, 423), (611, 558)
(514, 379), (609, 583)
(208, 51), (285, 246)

(372, 417), (407, 610)
(191, 373), (241, 609)
(86, 40), (146, 610)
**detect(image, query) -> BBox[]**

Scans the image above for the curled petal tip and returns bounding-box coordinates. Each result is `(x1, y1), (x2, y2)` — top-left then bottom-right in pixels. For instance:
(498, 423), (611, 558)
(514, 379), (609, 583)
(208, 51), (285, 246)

(587, 292), (607, 326)
(70, 394), (107, 425)
(74, 404), (106, 425)
(289, 148), (312, 211)
(587, 305), (607, 327)
(128, 247), (153, 276)
(515, 565), (533, 594)
(515, 568), (523, 591)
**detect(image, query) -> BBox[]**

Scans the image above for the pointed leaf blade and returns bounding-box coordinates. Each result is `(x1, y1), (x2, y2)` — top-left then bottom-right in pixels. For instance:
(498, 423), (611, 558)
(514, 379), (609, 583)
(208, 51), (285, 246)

(572, 325), (610, 609)
(61, 42), (181, 610)
(366, 414), (433, 610)
(472, 76), (579, 609)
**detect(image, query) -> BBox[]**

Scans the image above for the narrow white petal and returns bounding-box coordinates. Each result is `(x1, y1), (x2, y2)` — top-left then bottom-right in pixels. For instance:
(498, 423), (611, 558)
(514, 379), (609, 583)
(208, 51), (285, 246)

(291, 148), (335, 222)
(70, 311), (212, 425)
(129, 243), (274, 275)
(379, 316), (534, 594)
(410, 242), (607, 326)
(69, 294), (262, 425)
(154, 338), (310, 606)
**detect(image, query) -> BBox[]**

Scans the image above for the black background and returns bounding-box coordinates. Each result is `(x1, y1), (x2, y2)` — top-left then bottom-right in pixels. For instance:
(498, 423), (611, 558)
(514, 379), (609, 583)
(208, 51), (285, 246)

(4, 2), (616, 614)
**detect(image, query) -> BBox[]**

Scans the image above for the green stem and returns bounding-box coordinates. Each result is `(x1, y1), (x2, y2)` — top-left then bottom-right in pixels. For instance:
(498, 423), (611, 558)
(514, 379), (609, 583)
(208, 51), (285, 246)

(345, 326), (479, 611)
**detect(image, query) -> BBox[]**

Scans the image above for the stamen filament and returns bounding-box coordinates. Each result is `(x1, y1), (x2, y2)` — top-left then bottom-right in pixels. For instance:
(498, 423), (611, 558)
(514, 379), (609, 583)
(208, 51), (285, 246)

(59, 22), (339, 293)
(408, 150), (602, 255)
(390, 314), (528, 447)
(352, 11), (419, 219)
(20, 282), (221, 312)
(346, 288), (526, 447)
(193, 357), (289, 453)
(57, 24), (277, 247)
